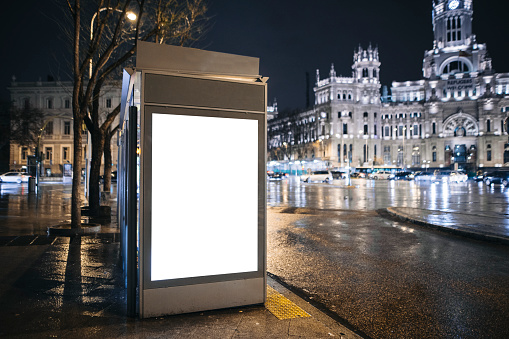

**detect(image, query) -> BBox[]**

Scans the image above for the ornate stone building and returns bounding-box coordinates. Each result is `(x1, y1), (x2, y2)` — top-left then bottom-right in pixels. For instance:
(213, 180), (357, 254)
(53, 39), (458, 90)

(7, 78), (120, 177)
(268, 0), (509, 174)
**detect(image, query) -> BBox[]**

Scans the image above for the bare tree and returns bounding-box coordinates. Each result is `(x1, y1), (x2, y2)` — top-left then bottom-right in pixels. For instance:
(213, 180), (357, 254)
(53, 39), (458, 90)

(9, 104), (45, 148)
(66, 0), (208, 227)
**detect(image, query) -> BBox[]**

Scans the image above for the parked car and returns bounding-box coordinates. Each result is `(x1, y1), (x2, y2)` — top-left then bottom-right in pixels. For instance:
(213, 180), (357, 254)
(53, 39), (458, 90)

(483, 171), (509, 186)
(368, 171), (392, 180)
(300, 170), (333, 183)
(389, 171), (413, 180)
(0, 172), (31, 183)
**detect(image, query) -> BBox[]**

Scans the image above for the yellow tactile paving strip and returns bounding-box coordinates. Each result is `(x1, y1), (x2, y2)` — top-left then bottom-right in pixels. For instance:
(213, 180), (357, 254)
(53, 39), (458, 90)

(265, 285), (311, 320)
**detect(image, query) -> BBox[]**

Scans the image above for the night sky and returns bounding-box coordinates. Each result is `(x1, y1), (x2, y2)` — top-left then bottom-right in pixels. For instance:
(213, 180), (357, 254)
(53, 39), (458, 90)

(1, 0), (509, 111)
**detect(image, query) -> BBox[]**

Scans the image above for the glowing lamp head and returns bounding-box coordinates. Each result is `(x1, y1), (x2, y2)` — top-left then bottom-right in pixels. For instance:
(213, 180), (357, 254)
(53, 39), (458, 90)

(126, 12), (137, 21)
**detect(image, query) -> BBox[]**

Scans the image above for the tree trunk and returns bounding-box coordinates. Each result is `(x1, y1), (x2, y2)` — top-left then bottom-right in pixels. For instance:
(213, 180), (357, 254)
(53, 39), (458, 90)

(103, 126), (113, 192)
(71, 117), (83, 228)
(88, 127), (105, 215)
(71, 0), (82, 229)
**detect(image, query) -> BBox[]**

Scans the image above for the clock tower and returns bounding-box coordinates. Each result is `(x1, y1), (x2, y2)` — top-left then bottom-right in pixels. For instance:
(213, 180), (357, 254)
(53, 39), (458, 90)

(423, 0), (492, 79)
(432, 0), (473, 49)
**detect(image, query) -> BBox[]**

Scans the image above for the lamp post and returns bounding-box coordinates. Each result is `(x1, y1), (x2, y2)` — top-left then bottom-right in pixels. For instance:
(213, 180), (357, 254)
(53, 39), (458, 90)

(36, 116), (71, 188)
(86, 8), (137, 197)
(394, 126), (407, 168)
(89, 8), (137, 78)
(359, 129), (367, 165)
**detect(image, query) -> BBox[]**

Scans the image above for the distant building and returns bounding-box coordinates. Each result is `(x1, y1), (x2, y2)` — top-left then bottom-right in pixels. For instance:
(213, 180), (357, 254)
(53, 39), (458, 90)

(268, 0), (509, 174)
(7, 77), (120, 177)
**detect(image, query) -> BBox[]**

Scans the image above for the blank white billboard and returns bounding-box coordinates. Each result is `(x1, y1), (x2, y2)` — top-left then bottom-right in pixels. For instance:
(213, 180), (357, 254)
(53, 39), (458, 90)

(151, 113), (259, 281)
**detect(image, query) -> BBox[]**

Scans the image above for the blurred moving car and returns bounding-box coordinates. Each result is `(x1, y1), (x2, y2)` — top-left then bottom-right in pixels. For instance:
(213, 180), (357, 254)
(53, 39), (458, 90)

(331, 171), (346, 180)
(474, 170), (485, 182)
(267, 172), (286, 180)
(430, 170), (452, 183)
(99, 170), (118, 182)
(350, 172), (364, 179)
(368, 171), (392, 180)
(389, 171), (413, 180)
(483, 171), (509, 186)
(300, 170), (333, 183)
(0, 172), (31, 183)
(449, 171), (468, 183)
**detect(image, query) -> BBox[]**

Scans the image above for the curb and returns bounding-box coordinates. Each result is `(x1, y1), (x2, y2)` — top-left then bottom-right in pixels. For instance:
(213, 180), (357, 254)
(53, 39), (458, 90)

(385, 207), (509, 246)
(47, 223), (101, 236)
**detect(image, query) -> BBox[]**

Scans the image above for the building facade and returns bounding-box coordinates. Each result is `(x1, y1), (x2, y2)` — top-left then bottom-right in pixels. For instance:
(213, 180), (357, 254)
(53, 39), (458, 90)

(268, 0), (509, 175)
(7, 77), (120, 177)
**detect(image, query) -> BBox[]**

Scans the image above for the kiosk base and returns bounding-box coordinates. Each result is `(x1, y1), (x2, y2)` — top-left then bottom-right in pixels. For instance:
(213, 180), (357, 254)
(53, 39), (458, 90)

(141, 277), (265, 318)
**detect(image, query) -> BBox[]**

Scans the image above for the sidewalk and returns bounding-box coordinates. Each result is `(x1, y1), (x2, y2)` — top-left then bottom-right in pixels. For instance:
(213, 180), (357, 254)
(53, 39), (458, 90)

(386, 207), (509, 245)
(0, 184), (361, 338)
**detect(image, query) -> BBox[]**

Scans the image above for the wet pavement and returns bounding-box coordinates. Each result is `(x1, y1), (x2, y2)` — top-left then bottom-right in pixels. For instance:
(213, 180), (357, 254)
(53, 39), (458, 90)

(0, 182), (360, 338)
(267, 178), (509, 338)
(2, 179), (509, 338)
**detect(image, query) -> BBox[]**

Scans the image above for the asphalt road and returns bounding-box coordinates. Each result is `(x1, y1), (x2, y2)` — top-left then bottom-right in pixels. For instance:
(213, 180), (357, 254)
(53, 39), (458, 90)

(267, 177), (509, 339)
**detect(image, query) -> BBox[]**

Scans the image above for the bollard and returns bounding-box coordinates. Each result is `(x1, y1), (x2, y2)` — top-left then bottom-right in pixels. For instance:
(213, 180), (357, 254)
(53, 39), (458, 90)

(28, 176), (36, 192)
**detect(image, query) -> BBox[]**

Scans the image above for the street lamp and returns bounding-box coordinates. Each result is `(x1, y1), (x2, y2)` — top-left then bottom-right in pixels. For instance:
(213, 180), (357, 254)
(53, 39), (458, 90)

(394, 126), (407, 168)
(359, 129), (367, 164)
(86, 8), (136, 196)
(89, 8), (137, 78)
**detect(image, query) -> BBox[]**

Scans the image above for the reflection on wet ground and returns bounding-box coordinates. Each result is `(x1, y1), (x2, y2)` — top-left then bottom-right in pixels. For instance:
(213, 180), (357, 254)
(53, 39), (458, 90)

(268, 176), (509, 215)
(266, 177), (509, 338)
(0, 182), (118, 236)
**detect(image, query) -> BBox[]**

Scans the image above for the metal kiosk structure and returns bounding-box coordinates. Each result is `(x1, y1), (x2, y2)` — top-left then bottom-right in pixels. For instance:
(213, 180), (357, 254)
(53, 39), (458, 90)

(118, 41), (267, 318)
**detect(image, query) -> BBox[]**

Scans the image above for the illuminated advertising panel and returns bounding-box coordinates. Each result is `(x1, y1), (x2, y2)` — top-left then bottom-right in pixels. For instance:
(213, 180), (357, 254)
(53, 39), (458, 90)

(151, 113), (259, 281)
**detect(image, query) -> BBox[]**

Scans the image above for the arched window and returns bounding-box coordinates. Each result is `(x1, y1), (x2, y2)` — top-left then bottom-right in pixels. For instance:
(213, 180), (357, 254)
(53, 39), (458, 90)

(442, 60), (470, 75)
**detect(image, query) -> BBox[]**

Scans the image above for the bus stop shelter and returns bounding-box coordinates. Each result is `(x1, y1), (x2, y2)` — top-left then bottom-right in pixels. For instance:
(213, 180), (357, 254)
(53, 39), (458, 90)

(118, 41), (267, 318)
